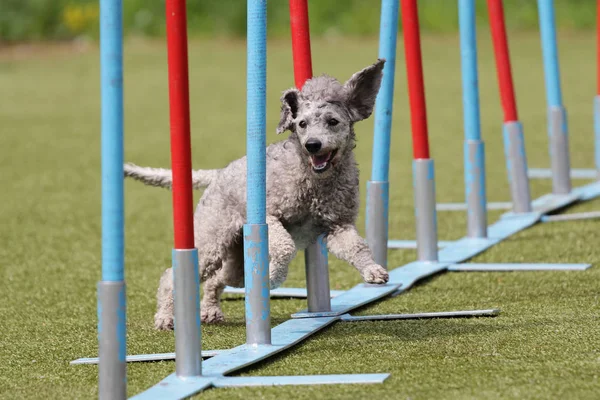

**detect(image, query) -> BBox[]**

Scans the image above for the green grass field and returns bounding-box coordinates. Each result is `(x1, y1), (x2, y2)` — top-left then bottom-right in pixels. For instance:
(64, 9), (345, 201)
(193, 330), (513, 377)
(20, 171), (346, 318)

(1, 33), (599, 399)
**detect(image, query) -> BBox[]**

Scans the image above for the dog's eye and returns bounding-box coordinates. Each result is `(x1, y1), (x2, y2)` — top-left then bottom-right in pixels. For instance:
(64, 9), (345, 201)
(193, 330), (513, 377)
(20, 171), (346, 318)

(328, 118), (339, 126)
(298, 120), (307, 129)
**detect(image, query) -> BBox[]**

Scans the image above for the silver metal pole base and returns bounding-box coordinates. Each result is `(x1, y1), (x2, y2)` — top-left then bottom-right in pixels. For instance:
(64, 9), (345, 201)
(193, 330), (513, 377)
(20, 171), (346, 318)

(173, 249), (202, 378)
(464, 140), (488, 238)
(98, 281), (127, 400)
(244, 224), (271, 346)
(413, 159), (439, 262)
(366, 181), (389, 267)
(305, 235), (331, 313)
(548, 105), (571, 194)
(503, 122), (532, 213)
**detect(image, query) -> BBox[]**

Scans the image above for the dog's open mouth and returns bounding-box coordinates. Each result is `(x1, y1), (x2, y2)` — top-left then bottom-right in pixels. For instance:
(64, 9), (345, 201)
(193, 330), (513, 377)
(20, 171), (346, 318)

(310, 149), (338, 173)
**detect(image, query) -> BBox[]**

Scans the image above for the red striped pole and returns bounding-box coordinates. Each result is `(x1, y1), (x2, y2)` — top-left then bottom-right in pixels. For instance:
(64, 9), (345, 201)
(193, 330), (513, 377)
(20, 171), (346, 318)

(164, 0), (203, 378)
(400, 0), (438, 262)
(487, 0), (531, 212)
(289, 0), (313, 88)
(487, 0), (519, 122)
(400, 0), (430, 160)
(288, 0), (331, 313)
(166, 0), (195, 250)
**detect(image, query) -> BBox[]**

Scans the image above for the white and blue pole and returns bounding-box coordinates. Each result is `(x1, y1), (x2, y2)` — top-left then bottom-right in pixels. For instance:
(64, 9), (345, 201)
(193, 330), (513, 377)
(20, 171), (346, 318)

(244, 0), (271, 346)
(367, 0), (399, 267)
(98, 0), (127, 398)
(459, 0), (487, 237)
(538, 0), (572, 194)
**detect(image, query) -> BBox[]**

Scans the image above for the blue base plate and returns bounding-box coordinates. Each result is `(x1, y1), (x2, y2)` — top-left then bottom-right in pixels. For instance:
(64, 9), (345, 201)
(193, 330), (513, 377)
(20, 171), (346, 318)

(212, 373), (390, 388)
(528, 168), (597, 179)
(71, 350), (223, 365)
(387, 240), (453, 249)
(436, 202), (512, 211)
(541, 211), (600, 222)
(449, 263), (591, 271)
(340, 309), (500, 322)
(223, 287), (345, 298)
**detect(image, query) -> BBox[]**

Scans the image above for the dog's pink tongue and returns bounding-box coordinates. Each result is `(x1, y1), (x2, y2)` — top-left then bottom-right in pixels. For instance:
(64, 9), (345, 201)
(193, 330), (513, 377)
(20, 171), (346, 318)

(311, 152), (330, 166)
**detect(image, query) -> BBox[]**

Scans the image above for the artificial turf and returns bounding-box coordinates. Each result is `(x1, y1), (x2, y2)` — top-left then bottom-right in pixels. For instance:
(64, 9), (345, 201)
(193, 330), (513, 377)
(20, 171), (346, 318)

(0, 33), (598, 399)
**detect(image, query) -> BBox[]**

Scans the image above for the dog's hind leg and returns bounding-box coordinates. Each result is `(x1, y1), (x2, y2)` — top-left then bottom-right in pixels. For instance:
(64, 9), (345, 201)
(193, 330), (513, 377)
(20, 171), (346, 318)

(154, 267), (175, 330)
(201, 240), (244, 323)
(153, 251), (240, 328)
(200, 273), (226, 323)
(267, 216), (297, 289)
(195, 209), (245, 280)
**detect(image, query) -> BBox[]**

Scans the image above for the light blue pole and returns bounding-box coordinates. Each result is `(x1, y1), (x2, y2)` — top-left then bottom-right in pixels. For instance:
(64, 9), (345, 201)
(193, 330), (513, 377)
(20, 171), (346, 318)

(371, 0), (399, 183)
(538, 0), (572, 193)
(101, 3), (124, 283)
(98, 0), (126, 398)
(538, 0), (562, 108)
(459, 0), (481, 143)
(459, 0), (487, 237)
(245, 0), (271, 346)
(367, 0), (399, 267)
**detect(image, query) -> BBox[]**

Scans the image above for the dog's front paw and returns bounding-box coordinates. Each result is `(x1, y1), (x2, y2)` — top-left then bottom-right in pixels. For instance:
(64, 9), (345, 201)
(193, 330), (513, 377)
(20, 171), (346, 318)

(154, 312), (174, 331)
(361, 264), (389, 284)
(201, 305), (225, 324)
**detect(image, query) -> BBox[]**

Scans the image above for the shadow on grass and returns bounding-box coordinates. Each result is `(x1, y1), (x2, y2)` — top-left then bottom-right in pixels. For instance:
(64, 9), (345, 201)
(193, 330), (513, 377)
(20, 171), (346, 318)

(222, 314), (506, 378)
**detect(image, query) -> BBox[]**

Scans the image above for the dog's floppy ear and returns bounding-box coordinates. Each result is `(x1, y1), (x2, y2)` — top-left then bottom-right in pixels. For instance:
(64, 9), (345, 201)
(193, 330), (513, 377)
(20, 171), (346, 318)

(277, 88), (301, 134)
(343, 58), (385, 122)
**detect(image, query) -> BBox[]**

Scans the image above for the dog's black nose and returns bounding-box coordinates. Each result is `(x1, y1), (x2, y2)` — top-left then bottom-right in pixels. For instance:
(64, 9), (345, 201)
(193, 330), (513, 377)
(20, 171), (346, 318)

(305, 139), (322, 154)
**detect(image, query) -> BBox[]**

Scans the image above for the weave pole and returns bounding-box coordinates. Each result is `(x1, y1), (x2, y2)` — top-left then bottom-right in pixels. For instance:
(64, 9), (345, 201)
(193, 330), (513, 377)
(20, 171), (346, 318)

(400, 0), (438, 262)
(487, 0), (532, 213)
(459, 0), (488, 238)
(289, 0), (331, 313)
(165, 0), (203, 377)
(98, 0), (127, 398)
(537, 0), (572, 194)
(596, 0), (600, 178)
(366, 0), (399, 267)
(245, 0), (271, 345)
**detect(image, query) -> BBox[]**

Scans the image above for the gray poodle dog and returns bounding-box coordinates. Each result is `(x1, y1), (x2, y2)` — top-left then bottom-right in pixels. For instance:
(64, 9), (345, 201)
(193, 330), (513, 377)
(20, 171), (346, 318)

(124, 59), (389, 329)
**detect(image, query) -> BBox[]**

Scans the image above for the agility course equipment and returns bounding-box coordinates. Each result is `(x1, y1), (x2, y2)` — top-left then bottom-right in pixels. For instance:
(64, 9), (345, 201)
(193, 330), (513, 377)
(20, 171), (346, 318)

(428, 0), (600, 216)
(402, 0), (439, 262)
(489, 0), (533, 214)
(244, 0), (271, 346)
(165, 0), (203, 379)
(460, 0), (488, 238)
(538, 0), (571, 194)
(289, 0), (332, 314)
(85, 1), (595, 399)
(389, 0), (600, 251)
(97, 0), (126, 397)
(366, 0), (399, 267)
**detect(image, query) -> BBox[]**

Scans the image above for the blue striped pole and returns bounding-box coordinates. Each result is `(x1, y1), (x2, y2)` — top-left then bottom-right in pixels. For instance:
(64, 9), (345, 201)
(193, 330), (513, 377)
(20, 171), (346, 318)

(459, 0), (487, 237)
(244, 0), (271, 346)
(367, 0), (399, 267)
(98, 0), (126, 398)
(538, 0), (572, 194)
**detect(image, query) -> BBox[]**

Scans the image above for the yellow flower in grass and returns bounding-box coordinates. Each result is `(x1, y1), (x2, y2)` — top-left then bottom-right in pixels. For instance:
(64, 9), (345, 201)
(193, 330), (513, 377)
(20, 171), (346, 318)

(62, 3), (99, 35)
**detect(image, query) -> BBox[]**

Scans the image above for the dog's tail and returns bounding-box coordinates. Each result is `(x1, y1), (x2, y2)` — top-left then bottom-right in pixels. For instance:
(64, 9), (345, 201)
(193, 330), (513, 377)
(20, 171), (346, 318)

(124, 163), (218, 189)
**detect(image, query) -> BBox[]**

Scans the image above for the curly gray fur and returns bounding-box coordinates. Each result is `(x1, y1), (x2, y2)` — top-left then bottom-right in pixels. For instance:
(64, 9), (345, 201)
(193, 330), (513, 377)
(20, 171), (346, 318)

(127, 59), (390, 329)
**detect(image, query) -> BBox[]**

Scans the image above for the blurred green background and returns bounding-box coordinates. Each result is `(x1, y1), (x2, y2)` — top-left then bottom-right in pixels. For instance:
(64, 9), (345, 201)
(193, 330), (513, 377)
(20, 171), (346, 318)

(0, 0), (597, 44)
